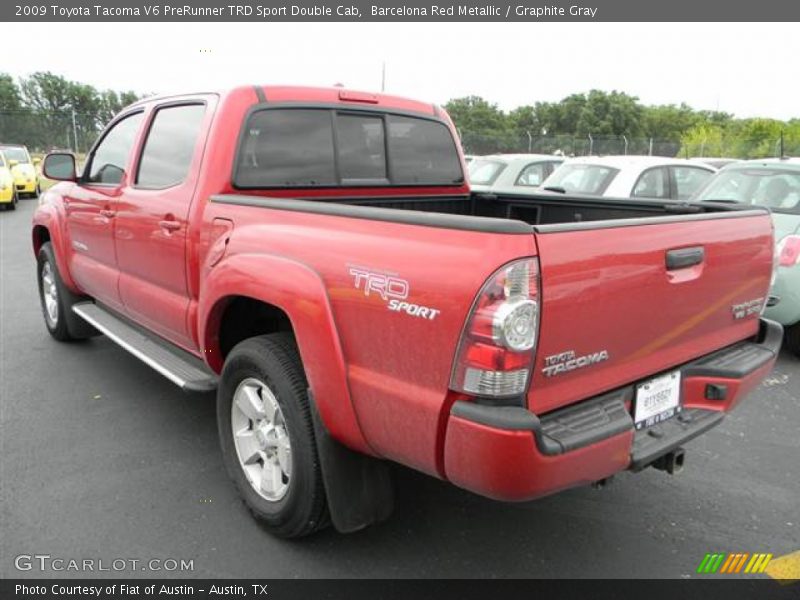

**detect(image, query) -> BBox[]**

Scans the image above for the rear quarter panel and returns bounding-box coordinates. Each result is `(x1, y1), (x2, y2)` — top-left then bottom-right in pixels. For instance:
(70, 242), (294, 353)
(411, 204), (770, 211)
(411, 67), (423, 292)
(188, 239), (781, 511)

(200, 203), (535, 476)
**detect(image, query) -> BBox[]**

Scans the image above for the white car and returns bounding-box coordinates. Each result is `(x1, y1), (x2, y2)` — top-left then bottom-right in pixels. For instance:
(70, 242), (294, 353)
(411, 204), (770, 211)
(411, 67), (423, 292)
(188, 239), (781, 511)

(541, 156), (717, 200)
(468, 154), (564, 193)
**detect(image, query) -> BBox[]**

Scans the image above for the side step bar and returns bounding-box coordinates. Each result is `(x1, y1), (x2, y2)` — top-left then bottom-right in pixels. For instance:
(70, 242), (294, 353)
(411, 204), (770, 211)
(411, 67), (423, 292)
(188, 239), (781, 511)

(72, 303), (218, 392)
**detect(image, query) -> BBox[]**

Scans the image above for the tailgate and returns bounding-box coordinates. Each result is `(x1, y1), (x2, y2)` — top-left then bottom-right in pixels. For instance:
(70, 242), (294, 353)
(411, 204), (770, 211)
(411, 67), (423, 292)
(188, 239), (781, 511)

(529, 210), (774, 414)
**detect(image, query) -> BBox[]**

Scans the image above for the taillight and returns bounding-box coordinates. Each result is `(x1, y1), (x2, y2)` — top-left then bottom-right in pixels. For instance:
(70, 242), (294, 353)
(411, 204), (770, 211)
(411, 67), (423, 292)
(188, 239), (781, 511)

(776, 235), (800, 267)
(450, 258), (540, 402)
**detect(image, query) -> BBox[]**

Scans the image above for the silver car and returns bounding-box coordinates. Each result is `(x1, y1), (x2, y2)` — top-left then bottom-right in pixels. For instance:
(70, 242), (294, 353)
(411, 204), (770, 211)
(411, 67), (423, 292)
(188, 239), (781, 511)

(469, 154), (564, 193)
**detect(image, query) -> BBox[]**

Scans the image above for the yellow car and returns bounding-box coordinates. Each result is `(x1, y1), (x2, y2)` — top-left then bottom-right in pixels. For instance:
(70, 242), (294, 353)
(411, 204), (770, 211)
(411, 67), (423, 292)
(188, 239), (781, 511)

(0, 150), (18, 211)
(0, 144), (41, 198)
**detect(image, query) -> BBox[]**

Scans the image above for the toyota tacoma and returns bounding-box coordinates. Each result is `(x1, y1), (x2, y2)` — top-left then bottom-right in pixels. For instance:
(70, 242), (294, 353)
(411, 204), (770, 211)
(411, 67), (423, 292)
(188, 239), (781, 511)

(33, 86), (782, 538)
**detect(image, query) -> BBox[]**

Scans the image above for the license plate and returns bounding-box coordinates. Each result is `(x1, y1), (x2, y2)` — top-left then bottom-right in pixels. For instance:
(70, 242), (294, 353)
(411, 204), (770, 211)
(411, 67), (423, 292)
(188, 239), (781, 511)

(634, 371), (681, 430)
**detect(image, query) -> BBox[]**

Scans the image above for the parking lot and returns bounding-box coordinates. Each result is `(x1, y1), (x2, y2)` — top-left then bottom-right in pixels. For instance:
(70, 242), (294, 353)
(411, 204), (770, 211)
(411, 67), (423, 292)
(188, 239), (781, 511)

(1, 197), (798, 579)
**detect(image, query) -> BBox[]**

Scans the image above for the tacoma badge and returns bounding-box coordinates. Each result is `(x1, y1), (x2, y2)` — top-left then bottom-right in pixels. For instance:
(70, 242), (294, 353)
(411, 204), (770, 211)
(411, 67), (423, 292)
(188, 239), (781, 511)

(542, 349), (609, 377)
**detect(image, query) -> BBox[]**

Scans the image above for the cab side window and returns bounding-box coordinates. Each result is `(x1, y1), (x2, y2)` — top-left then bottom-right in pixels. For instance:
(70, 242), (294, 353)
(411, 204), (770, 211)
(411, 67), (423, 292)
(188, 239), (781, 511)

(137, 104), (206, 188)
(85, 112), (144, 185)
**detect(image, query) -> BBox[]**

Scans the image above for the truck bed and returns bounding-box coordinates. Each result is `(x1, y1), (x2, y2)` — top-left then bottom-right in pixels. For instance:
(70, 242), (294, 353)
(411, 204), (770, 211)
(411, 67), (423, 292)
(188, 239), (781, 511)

(213, 190), (762, 233)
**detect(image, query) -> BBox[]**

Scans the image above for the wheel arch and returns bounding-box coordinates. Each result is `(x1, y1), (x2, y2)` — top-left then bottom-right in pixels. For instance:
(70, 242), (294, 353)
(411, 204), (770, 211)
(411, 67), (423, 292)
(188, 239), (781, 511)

(32, 207), (81, 293)
(199, 253), (373, 455)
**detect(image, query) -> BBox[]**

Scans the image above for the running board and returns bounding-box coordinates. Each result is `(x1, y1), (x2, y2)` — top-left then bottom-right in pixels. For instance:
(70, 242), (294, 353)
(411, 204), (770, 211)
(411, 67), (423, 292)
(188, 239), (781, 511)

(72, 303), (218, 392)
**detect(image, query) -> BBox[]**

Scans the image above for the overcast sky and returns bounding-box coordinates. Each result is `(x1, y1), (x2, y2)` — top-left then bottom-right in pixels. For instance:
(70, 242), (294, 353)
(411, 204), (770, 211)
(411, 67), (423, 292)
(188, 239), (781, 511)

(6, 22), (798, 119)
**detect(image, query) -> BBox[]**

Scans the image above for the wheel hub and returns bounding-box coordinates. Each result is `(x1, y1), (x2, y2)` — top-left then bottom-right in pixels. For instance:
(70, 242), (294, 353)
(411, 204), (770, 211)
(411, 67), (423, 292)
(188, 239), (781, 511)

(41, 261), (59, 327)
(231, 378), (292, 501)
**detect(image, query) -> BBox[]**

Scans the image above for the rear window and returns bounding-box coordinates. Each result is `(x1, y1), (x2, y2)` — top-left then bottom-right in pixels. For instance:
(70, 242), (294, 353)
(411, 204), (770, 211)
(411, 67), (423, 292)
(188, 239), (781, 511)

(468, 159), (507, 185)
(234, 108), (462, 188)
(542, 163), (619, 195)
(1, 146), (29, 163)
(695, 168), (800, 214)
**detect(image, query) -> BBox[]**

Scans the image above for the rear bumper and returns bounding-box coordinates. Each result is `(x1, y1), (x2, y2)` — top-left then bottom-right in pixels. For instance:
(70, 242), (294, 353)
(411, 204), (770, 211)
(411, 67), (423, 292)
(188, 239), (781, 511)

(15, 180), (36, 193)
(443, 319), (783, 502)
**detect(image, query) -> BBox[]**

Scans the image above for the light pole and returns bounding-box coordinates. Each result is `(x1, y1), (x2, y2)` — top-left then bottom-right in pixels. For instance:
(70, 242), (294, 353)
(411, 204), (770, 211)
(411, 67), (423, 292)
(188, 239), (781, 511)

(71, 109), (79, 153)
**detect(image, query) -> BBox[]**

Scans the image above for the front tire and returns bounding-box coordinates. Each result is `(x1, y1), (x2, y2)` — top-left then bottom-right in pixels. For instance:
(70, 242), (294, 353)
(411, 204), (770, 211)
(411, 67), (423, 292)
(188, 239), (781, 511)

(217, 333), (329, 538)
(37, 242), (96, 341)
(785, 322), (800, 357)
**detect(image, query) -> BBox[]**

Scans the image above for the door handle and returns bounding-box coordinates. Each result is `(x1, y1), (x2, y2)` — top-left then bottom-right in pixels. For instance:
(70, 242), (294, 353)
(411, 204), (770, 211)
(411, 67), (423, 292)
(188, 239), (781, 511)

(99, 208), (115, 218)
(666, 247), (704, 270)
(159, 219), (181, 232)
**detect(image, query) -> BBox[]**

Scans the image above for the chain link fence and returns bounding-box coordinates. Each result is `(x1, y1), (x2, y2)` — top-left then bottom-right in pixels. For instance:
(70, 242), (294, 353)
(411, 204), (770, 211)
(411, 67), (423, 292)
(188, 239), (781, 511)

(459, 131), (800, 160)
(2, 110), (798, 162)
(0, 110), (99, 154)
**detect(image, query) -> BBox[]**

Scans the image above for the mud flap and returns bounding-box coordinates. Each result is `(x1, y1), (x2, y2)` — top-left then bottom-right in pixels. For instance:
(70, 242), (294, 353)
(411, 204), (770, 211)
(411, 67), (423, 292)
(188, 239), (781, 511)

(309, 391), (394, 533)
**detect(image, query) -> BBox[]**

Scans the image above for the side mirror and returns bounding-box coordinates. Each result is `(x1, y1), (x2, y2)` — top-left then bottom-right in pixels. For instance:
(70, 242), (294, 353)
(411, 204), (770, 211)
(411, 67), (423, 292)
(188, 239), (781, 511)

(43, 153), (77, 182)
(8, 159), (19, 168)
(32, 157), (42, 165)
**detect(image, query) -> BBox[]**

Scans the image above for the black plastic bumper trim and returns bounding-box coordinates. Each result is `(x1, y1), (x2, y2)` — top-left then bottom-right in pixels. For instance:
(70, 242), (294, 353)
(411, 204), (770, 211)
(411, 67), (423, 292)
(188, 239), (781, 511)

(629, 409), (725, 471)
(450, 402), (541, 431)
(682, 319), (783, 379)
(450, 387), (634, 457)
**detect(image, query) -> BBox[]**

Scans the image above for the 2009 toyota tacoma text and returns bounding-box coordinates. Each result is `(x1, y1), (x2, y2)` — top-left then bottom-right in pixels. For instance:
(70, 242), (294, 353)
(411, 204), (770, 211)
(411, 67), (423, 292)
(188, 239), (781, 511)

(33, 86), (783, 538)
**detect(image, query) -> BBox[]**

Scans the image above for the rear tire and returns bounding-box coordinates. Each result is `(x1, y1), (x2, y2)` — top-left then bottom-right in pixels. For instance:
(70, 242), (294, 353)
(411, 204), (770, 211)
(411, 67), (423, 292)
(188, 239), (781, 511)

(785, 322), (800, 358)
(217, 333), (329, 538)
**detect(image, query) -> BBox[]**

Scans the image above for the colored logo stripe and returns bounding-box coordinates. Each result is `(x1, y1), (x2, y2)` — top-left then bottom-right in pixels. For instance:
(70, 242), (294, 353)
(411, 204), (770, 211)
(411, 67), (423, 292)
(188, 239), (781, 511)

(697, 553), (773, 574)
(697, 553), (726, 573)
(745, 553), (773, 574)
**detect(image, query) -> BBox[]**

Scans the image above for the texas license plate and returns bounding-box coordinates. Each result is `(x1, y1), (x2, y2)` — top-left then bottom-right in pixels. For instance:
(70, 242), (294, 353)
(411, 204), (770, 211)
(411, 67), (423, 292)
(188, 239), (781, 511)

(634, 371), (681, 430)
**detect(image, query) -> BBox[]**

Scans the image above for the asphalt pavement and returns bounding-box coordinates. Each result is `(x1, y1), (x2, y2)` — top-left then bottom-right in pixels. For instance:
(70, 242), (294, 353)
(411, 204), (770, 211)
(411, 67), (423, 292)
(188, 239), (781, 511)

(1, 197), (798, 579)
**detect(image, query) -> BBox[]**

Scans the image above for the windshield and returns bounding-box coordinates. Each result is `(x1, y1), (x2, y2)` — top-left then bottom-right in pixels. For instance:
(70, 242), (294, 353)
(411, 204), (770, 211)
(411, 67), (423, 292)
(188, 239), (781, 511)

(695, 168), (800, 215)
(542, 163), (619, 195)
(0, 146), (29, 164)
(468, 159), (507, 186)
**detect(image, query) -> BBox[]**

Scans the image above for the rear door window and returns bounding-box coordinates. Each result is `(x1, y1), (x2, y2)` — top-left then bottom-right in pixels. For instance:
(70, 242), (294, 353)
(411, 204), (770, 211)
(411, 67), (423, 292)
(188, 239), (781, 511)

(632, 167), (669, 199)
(136, 104), (206, 188)
(515, 162), (548, 187)
(671, 166), (714, 200)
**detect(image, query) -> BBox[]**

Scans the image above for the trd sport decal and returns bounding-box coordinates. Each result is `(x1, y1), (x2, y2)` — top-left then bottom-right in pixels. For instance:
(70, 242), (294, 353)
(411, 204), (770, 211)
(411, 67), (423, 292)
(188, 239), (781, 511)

(348, 266), (441, 320)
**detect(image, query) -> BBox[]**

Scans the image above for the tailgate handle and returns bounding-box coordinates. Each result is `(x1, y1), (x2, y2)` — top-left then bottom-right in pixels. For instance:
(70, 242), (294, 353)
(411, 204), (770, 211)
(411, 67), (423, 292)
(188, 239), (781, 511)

(666, 247), (705, 270)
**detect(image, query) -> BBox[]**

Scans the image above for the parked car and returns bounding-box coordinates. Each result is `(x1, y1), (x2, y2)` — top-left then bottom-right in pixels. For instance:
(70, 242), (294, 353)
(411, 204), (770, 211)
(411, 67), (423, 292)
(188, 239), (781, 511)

(689, 157), (740, 170)
(0, 144), (41, 198)
(34, 86), (780, 538)
(694, 158), (800, 355)
(0, 150), (18, 211)
(542, 155), (716, 200)
(469, 154), (563, 193)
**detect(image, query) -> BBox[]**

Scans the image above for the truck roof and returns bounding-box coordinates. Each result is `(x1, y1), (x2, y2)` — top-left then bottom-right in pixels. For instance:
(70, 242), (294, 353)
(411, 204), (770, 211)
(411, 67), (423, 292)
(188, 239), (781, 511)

(129, 85), (439, 117)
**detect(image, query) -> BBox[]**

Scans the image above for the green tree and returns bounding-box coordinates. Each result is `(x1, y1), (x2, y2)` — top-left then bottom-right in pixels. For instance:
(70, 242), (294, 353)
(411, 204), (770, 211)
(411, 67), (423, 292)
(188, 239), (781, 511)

(444, 95), (511, 153)
(0, 73), (22, 110)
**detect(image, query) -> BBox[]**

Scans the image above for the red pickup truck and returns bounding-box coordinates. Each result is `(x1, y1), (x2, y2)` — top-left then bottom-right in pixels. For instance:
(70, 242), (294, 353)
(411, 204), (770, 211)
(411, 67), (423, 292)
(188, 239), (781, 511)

(33, 86), (782, 538)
